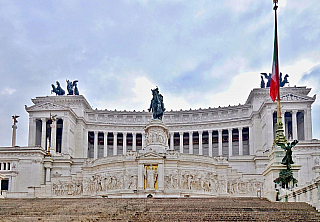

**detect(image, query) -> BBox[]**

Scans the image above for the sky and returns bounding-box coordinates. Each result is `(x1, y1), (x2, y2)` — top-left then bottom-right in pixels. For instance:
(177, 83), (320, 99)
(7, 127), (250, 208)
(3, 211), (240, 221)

(0, 0), (320, 147)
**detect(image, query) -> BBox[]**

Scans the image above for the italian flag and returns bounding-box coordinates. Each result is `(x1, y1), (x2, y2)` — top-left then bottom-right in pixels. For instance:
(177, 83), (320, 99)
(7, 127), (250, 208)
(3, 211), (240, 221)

(270, 12), (279, 102)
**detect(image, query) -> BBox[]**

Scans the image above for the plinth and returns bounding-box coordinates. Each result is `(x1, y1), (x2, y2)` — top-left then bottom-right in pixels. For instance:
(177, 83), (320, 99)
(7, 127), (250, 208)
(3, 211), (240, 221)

(141, 119), (169, 154)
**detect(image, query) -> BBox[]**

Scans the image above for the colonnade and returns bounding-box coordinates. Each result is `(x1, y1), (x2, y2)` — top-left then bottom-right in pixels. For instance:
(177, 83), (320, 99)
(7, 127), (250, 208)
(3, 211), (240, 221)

(30, 118), (66, 154)
(274, 109), (312, 141)
(86, 127), (251, 159)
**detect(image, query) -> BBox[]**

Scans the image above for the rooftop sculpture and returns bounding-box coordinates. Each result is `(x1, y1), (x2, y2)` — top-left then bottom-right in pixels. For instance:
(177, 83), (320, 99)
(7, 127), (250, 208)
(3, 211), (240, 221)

(260, 72), (289, 88)
(51, 80), (79, 96)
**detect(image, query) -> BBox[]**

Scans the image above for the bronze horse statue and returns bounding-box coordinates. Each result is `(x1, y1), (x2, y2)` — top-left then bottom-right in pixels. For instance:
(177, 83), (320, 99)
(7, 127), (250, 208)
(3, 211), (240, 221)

(148, 87), (165, 120)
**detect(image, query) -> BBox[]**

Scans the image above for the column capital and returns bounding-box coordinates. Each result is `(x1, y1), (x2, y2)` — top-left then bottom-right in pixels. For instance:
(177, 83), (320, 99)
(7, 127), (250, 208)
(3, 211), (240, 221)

(198, 130), (203, 134)
(189, 131), (193, 135)
(179, 132), (184, 135)
(123, 132), (127, 136)
(228, 128), (233, 132)
(238, 127), (243, 131)
(169, 132), (174, 136)
(132, 132), (137, 136)
(113, 132), (118, 136)
(218, 129), (222, 133)
(41, 117), (46, 121)
(208, 130), (213, 134)
(291, 110), (298, 114)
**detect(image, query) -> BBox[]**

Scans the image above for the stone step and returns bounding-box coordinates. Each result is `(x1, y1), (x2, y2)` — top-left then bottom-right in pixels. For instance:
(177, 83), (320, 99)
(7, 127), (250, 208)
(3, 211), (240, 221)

(1, 198), (319, 221)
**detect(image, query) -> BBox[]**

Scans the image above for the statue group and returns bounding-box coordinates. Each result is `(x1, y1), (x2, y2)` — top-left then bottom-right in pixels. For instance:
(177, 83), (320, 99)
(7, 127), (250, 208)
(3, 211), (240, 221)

(148, 87), (165, 120)
(260, 72), (289, 88)
(51, 79), (79, 96)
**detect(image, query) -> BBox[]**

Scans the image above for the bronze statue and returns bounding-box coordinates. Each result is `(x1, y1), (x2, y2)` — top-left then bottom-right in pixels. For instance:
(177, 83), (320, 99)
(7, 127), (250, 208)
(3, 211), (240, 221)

(274, 140), (299, 189)
(66, 79), (79, 95)
(148, 87), (165, 120)
(260, 73), (271, 87)
(280, 73), (289, 87)
(66, 79), (74, 95)
(12, 115), (20, 125)
(51, 81), (65, 95)
(260, 76), (265, 88)
(260, 72), (289, 88)
(73, 80), (79, 95)
(278, 140), (298, 169)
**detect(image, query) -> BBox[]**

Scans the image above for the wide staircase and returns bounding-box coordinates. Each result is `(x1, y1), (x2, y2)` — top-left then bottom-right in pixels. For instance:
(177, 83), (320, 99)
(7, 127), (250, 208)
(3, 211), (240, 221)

(0, 197), (320, 221)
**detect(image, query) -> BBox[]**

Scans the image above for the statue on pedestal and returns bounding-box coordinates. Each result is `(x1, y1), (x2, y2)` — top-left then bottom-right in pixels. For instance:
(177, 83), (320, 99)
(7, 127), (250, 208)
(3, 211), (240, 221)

(148, 87), (165, 120)
(274, 140), (299, 189)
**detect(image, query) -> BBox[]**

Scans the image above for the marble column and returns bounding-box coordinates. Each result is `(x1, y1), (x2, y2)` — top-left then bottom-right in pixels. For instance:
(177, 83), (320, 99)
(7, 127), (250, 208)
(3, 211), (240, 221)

(306, 106), (312, 140)
(189, 131), (193, 154)
(239, 127), (243, 156)
(179, 132), (183, 153)
(61, 118), (69, 154)
(94, 131), (98, 159)
(218, 129), (222, 156)
(28, 117), (36, 146)
(83, 129), (88, 158)
(11, 124), (17, 147)
(142, 132), (145, 149)
(292, 110), (298, 140)
(208, 130), (213, 157)
(113, 132), (118, 156)
(170, 132), (174, 150)
(249, 126), (253, 155)
(266, 108), (273, 149)
(199, 131), (203, 155)
(51, 121), (57, 153)
(104, 131), (108, 157)
(132, 132), (137, 151)
(41, 118), (47, 150)
(228, 128), (232, 158)
(123, 132), (127, 155)
(303, 110), (308, 141)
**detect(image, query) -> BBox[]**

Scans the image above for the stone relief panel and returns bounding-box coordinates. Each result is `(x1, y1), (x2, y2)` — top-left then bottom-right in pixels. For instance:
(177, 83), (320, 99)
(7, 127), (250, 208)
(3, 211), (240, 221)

(164, 169), (262, 196)
(164, 169), (227, 194)
(227, 179), (262, 195)
(82, 169), (138, 195)
(145, 126), (168, 148)
(52, 180), (83, 196)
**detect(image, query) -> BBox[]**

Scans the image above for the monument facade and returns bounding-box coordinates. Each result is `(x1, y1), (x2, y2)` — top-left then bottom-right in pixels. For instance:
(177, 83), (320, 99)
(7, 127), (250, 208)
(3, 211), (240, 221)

(0, 86), (319, 200)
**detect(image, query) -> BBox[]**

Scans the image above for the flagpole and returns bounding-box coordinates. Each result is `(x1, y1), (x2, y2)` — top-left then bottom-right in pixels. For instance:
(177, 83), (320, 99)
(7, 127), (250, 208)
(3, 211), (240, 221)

(274, 1), (281, 122)
(273, 0), (286, 145)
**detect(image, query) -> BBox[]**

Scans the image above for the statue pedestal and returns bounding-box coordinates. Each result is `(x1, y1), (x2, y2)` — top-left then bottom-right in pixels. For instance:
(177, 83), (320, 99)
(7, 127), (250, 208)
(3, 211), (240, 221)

(140, 119), (169, 154)
(262, 145), (301, 201)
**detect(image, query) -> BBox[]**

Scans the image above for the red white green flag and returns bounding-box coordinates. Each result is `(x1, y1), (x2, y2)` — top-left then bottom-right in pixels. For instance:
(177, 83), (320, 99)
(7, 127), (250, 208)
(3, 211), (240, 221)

(270, 8), (279, 102)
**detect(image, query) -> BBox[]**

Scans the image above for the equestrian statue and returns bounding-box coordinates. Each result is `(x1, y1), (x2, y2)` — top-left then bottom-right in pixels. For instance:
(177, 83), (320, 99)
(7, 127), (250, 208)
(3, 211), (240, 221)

(148, 87), (165, 121)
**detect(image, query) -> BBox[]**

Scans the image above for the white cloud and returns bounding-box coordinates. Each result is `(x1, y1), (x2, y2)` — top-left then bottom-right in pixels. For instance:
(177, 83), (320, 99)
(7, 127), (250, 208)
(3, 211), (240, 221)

(1, 88), (16, 95)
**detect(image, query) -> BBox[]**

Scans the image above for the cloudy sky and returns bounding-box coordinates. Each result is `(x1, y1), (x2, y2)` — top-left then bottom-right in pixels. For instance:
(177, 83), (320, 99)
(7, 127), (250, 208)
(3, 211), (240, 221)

(0, 0), (319, 146)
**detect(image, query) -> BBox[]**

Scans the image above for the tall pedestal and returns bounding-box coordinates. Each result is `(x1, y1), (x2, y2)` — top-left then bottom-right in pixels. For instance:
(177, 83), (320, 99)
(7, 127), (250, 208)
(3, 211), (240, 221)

(141, 119), (169, 153)
(262, 145), (301, 201)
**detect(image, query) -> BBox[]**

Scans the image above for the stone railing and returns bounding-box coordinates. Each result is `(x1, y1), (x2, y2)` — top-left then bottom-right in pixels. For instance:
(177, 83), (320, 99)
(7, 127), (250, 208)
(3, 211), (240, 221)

(279, 177), (320, 211)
